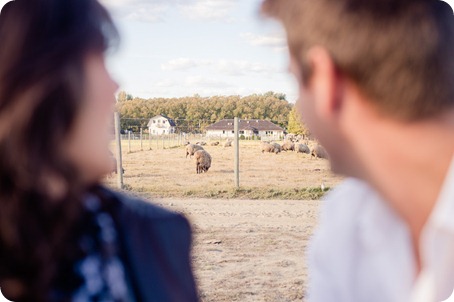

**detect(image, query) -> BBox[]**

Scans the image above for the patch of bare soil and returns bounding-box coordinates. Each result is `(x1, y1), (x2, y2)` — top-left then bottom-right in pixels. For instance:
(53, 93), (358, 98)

(155, 198), (321, 302)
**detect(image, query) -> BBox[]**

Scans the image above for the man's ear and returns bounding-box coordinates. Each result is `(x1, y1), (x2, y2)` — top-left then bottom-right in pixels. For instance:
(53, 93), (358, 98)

(305, 46), (343, 120)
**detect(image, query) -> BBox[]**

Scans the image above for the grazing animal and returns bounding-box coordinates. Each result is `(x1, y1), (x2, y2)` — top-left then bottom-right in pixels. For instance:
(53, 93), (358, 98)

(311, 144), (329, 159)
(194, 150), (212, 174)
(261, 142), (275, 153)
(296, 143), (310, 154)
(271, 142), (282, 153)
(224, 140), (232, 147)
(210, 141), (220, 146)
(196, 141), (207, 146)
(261, 142), (280, 154)
(186, 143), (204, 158)
(281, 141), (295, 151)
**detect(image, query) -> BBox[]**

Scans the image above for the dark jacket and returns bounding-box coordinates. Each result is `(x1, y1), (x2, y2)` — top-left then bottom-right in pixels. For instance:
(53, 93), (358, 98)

(100, 187), (199, 302)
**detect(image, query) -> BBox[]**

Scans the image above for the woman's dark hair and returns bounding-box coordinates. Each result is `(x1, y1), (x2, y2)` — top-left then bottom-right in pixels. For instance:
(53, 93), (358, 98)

(0, 0), (118, 300)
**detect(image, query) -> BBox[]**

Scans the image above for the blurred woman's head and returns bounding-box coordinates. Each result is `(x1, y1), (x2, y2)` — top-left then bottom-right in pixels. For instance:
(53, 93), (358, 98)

(0, 0), (118, 299)
(0, 0), (118, 194)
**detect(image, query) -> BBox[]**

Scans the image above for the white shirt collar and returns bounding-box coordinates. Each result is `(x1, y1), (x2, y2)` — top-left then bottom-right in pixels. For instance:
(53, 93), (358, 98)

(427, 155), (454, 233)
(412, 154), (454, 302)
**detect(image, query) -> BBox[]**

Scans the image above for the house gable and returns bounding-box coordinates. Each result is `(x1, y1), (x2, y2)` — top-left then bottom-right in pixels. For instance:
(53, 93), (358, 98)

(147, 114), (176, 135)
(147, 114), (176, 128)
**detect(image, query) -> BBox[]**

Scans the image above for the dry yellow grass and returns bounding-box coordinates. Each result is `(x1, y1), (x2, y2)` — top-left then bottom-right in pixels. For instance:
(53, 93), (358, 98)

(105, 140), (343, 199)
(103, 139), (340, 301)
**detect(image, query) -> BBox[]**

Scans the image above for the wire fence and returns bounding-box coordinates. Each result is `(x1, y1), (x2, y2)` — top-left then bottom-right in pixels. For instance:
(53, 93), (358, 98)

(119, 132), (198, 152)
(117, 117), (289, 153)
(118, 132), (288, 153)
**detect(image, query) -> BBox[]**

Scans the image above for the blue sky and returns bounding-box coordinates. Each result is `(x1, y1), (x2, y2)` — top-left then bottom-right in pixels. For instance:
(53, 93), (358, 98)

(1, 0), (453, 102)
(100, 0), (297, 101)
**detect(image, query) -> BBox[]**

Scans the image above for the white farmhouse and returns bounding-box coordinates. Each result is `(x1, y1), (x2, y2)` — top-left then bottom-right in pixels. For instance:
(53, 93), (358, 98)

(147, 114), (176, 135)
(205, 119), (284, 139)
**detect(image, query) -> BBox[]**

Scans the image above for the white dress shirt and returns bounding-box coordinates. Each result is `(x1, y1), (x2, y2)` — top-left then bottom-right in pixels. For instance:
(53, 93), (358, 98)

(307, 158), (454, 302)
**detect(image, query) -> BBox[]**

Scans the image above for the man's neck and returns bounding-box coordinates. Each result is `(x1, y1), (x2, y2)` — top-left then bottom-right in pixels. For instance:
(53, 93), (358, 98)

(348, 110), (454, 270)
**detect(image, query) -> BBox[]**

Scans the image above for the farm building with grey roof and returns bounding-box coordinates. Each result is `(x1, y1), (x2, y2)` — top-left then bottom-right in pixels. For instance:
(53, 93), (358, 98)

(205, 119), (284, 139)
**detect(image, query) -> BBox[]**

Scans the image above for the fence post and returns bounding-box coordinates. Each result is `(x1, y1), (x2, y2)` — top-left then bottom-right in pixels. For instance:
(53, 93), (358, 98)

(128, 131), (131, 153)
(114, 112), (123, 189)
(140, 128), (143, 151)
(149, 130), (152, 150)
(234, 117), (240, 188)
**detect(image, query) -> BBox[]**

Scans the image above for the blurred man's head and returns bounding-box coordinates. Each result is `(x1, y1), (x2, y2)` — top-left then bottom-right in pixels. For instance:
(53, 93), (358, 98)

(263, 0), (454, 175)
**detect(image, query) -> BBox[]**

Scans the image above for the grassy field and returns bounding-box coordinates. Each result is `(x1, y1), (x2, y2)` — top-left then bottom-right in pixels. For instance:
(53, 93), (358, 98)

(105, 140), (343, 200)
(104, 139), (340, 301)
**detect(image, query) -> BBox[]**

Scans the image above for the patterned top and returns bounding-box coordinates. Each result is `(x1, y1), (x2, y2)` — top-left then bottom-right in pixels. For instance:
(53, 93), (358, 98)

(51, 194), (136, 302)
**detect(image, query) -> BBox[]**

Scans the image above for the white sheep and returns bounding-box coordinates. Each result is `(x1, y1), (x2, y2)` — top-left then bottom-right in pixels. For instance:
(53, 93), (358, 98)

(311, 144), (329, 159)
(271, 142), (282, 153)
(186, 143), (204, 158)
(194, 150), (212, 174)
(295, 143), (310, 154)
(261, 142), (280, 154)
(281, 141), (295, 151)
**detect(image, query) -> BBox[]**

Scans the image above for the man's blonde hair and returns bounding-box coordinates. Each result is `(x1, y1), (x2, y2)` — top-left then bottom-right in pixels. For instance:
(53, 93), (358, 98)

(263, 0), (454, 120)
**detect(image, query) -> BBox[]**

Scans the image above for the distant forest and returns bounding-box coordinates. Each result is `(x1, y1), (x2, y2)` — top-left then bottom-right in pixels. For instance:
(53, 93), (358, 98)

(116, 91), (296, 133)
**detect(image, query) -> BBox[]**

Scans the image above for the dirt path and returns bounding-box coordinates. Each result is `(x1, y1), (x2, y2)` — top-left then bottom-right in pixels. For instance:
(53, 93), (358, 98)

(155, 198), (322, 302)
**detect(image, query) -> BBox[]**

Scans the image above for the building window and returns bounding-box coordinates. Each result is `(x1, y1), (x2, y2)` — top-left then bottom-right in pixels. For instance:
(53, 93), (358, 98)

(163, 120), (167, 124)
(239, 131), (245, 134)
(153, 120), (156, 124)
(231, 131), (234, 134)
(222, 130), (225, 134)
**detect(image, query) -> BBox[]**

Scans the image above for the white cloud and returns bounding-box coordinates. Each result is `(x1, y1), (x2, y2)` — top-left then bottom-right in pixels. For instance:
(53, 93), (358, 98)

(161, 58), (280, 76)
(214, 60), (278, 76)
(100, 0), (237, 22)
(161, 58), (212, 71)
(240, 32), (286, 50)
(100, 0), (171, 22)
(178, 0), (237, 21)
(155, 79), (177, 87)
(184, 76), (233, 88)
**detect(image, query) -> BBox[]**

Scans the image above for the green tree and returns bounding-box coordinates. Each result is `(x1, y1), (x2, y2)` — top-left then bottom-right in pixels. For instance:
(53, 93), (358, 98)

(117, 91), (127, 102)
(287, 106), (309, 136)
(116, 92), (292, 131)
(117, 91), (133, 102)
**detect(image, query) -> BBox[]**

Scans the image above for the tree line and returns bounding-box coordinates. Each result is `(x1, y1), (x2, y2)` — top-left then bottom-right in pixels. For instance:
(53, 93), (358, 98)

(116, 91), (309, 135)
